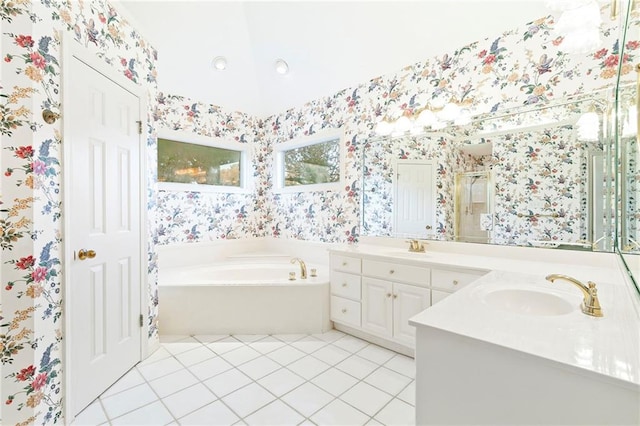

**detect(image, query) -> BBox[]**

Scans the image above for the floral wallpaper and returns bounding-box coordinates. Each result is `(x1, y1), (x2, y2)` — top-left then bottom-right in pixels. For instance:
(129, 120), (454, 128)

(623, 134), (639, 250)
(490, 124), (588, 245)
(1, 1), (637, 425)
(1, 0), (157, 424)
(262, 10), (638, 246)
(151, 92), (266, 245)
(361, 133), (465, 239)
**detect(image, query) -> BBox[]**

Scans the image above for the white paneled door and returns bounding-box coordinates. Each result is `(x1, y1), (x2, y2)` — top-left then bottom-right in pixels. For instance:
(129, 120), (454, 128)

(394, 161), (436, 236)
(67, 56), (142, 416)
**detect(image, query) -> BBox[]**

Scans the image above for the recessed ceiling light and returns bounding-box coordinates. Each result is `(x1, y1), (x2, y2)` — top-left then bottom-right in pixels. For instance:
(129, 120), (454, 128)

(212, 56), (227, 71)
(275, 59), (289, 75)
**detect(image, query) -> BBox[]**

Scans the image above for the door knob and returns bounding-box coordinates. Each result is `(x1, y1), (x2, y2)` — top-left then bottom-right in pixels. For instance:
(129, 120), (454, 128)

(77, 249), (96, 260)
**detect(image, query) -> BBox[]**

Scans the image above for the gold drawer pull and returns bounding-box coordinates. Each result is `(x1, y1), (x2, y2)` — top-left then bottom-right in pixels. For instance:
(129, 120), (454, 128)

(389, 270), (395, 274)
(342, 308), (347, 314)
(386, 293), (392, 298)
(453, 280), (459, 285)
(393, 294), (398, 299)
(342, 282), (347, 287)
(342, 261), (348, 266)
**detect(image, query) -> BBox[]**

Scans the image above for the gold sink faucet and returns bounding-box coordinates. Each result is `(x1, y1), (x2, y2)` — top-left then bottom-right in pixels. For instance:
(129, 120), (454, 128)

(407, 239), (425, 253)
(291, 257), (307, 279)
(545, 274), (603, 317)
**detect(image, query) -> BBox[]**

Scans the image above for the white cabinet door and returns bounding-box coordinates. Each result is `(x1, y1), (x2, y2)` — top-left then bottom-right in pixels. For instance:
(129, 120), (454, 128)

(393, 283), (430, 346)
(362, 277), (393, 337)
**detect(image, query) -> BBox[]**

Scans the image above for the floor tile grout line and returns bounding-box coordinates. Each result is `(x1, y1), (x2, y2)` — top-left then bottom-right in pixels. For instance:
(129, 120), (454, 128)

(100, 332), (415, 426)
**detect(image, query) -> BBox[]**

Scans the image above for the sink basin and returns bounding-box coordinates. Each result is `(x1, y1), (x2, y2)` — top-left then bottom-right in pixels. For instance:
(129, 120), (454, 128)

(484, 288), (574, 316)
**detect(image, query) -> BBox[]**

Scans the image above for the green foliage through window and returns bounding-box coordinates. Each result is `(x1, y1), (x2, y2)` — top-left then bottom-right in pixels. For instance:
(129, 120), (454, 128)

(283, 139), (340, 186)
(158, 138), (242, 186)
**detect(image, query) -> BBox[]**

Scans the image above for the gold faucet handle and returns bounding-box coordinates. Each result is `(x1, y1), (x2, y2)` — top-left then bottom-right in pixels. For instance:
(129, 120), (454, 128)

(584, 281), (603, 317)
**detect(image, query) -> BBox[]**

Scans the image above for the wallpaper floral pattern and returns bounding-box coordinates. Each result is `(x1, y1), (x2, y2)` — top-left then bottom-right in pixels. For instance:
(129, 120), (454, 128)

(361, 134), (465, 239)
(1, 1), (636, 425)
(262, 11), (638, 246)
(2, 0), (157, 424)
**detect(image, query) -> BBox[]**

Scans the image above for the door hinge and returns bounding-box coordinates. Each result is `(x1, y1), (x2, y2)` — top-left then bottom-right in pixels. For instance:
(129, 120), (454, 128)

(139, 314), (144, 327)
(136, 120), (142, 135)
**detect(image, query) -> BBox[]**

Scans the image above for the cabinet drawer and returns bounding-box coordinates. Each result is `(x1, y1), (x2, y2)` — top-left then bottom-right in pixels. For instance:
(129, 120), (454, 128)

(330, 271), (361, 300)
(331, 296), (361, 327)
(362, 259), (430, 287)
(331, 254), (362, 274)
(431, 269), (485, 292)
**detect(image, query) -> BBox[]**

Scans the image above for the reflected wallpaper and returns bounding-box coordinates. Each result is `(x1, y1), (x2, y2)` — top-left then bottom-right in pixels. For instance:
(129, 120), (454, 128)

(1, 0), (637, 424)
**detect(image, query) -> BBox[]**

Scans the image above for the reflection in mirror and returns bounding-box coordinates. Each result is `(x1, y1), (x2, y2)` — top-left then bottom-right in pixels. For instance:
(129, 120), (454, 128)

(620, 86), (640, 253)
(362, 92), (616, 252)
(619, 83), (640, 291)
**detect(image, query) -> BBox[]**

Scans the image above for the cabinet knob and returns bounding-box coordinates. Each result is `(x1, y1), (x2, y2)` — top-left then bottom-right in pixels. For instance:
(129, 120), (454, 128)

(393, 294), (398, 299)
(386, 293), (392, 298)
(342, 282), (347, 287)
(389, 270), (395, 274)
(342, 261), (347, 266)
(342, 308), (347, 314)
(453, 280), (459, 285)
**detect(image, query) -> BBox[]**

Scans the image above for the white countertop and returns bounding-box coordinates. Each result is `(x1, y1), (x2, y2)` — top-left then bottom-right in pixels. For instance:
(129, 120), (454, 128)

(330, 241), (640, 389)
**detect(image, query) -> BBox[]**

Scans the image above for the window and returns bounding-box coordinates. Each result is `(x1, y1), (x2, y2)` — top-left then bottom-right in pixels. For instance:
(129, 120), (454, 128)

(275, 129), (343, 193)
(157, 130), (250, 193)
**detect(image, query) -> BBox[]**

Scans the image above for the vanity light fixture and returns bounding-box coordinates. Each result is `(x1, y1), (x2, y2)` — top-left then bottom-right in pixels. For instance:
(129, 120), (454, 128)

(374, 97), (472, 137)
(576, 110), (600, 141)
(275, 59), (289, 75)
(212, 56), (227, 71)
(547, 0), (602, 53)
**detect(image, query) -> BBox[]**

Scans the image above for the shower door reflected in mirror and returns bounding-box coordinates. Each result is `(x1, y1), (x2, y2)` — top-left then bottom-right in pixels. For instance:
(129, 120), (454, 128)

(455, 171), (493, 244)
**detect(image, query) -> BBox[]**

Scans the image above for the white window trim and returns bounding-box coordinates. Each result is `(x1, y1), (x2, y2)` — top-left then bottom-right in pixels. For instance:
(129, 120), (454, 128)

(274, 127), (345, 194)
(156, 128), (253, 194)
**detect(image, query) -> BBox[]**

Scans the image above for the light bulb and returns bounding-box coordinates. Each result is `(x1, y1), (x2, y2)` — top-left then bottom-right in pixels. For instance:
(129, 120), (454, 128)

(555, 1), (600, 33)
(416, 109), (437, 126)
(431, 121), (447, 130)
(375, 120), (394, 136)
(275, 59), (289, 74)
(576, 111), (599, 141)
(212, 56), (227, 70)
(394, 116), (412, 133)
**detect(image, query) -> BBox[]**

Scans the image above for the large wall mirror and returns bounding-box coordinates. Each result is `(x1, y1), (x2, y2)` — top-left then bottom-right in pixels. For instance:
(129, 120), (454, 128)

(618, 2), (640, 292)
(362, 90), (617, 252)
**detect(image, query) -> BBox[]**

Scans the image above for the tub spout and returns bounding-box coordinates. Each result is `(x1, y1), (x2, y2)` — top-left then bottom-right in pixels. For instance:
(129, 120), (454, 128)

(291, 258), (307, 279)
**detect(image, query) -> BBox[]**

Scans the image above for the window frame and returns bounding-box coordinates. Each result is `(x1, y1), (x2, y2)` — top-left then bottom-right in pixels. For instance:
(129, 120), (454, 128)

(274, 128), (345, 194)
(156, 129), (252, 194)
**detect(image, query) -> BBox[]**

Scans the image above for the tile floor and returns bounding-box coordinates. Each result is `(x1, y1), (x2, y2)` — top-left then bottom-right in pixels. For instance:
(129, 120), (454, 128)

(72, 330), (416, 425)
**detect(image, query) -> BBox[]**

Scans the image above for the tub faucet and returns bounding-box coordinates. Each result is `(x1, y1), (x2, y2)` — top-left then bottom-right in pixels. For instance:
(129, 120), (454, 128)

(545, 274), (603, 317)
(291, 258), (307, 279)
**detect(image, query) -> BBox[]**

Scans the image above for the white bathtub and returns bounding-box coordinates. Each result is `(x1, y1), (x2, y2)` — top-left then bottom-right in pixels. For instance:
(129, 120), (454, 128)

(159, 259), (331, 335)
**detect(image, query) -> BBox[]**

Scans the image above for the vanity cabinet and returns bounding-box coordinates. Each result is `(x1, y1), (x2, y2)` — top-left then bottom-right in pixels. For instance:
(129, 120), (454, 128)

(330, 251), (483, 350)
(329, 254), (362, 328)
(361, 278), (430, 346)
(361, 259), (431, 346)
(430, 268), (485, 305)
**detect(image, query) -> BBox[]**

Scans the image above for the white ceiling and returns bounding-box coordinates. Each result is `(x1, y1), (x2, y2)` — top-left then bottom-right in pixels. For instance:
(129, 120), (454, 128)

(115, 1), (551, 118)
